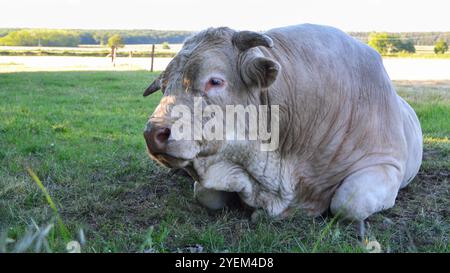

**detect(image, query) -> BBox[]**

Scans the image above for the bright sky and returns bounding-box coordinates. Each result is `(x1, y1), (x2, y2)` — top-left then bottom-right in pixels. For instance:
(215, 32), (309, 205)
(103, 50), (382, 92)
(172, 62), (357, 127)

(1, 0), (449, 32)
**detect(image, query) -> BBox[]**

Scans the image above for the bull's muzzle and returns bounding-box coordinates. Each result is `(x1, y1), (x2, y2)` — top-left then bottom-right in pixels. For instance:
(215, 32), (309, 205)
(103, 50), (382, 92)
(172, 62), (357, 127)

(143, 124), (171, 155)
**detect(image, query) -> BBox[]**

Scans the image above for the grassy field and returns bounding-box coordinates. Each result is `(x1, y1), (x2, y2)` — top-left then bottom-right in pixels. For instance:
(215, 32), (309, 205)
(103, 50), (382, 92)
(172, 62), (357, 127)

(0, 71), (448, 253)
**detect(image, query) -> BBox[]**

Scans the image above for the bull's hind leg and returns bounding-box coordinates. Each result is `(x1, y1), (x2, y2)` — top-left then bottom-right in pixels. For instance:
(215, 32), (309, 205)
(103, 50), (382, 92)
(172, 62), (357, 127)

(330, 164), (403, 222)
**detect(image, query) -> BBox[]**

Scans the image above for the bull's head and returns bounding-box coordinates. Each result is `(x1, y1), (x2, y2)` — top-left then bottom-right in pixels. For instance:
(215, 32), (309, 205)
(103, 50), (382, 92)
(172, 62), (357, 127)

(142, 27), (281, 169)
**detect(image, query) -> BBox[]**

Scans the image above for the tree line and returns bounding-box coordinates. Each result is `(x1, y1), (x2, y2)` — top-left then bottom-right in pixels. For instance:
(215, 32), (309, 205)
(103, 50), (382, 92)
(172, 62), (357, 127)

(0, 29), (193, 47)
(349, 31), (450, 46)
(0, 29), (80, 47)
(0, 28), (448, 54)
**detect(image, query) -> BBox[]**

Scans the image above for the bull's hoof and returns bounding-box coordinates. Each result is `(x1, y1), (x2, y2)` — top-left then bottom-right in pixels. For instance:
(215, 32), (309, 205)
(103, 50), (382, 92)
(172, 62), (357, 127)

(194, 182), (236, 210)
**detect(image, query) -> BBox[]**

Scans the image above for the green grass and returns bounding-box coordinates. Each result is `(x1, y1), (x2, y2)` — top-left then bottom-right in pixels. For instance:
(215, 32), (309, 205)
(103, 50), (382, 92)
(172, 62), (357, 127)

(0, 72), (448, 252)
(396, 81), (450, 171)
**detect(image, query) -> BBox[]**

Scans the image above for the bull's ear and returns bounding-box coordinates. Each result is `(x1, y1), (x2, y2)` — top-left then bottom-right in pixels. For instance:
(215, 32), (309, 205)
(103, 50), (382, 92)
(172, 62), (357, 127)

(233, 31), (279, 88)
(242, 56), (280, 88)
(143, 75), (162, 97)
(232, 31), (274, 51)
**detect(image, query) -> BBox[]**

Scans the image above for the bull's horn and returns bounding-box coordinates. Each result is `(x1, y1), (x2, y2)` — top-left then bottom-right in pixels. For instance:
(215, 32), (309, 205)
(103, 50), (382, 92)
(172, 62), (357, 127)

(143, 74), (162, 97)
(232, 31), (274, 52)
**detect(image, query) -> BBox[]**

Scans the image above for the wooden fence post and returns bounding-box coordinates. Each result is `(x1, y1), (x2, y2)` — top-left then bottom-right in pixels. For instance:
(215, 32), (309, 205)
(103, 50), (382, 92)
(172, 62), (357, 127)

(150, 44), (155, 72)
(111, 47), (116, 67)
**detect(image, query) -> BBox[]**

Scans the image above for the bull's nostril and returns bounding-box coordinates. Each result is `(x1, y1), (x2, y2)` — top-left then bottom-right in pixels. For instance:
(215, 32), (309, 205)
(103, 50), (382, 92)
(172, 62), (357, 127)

(144, 126), (170, 154)
(156, 127), (171, 143)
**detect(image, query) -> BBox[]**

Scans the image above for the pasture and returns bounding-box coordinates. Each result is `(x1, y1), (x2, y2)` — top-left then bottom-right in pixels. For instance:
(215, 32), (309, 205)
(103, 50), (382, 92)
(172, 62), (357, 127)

(0, 71), (448, 252)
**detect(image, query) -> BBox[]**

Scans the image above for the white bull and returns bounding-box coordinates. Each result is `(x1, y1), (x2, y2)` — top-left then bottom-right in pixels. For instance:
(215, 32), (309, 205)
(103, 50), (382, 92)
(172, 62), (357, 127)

(143, 24), (423, 227)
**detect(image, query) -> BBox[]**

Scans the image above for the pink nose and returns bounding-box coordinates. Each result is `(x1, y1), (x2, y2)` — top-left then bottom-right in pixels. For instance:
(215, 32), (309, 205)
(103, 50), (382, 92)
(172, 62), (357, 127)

(144, 126), (171, 154)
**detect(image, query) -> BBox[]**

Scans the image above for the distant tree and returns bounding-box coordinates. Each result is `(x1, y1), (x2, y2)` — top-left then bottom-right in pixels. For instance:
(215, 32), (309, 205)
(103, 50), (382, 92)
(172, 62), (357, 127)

(108, 34), (124, 67)
(107, 34), (124, 49)
(368, 33), (390, 54)
(162, 41), (170, 49)
(434, 39), (448, 54)
(398, 39), (416, 53)
(368, 33), (415, 54)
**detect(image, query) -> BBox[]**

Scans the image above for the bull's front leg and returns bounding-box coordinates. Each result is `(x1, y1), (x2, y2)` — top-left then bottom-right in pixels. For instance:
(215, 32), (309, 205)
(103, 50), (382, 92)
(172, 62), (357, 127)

(195, 161), (290, 217)
(193, 181), (236, 210)
(197, 161), (257, 208)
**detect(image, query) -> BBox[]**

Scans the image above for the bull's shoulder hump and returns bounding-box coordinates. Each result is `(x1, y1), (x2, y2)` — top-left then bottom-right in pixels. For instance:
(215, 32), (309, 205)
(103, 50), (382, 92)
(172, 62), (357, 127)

(267, 24), (364, 47)
(267, 23), (381, 64)
(267, 23), (346, 38)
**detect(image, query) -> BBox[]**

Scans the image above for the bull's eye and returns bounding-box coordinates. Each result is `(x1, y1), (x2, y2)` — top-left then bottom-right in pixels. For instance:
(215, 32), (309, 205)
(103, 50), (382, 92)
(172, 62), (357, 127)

(209, 78), (223, 86)
(205, 77), (225, 93)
